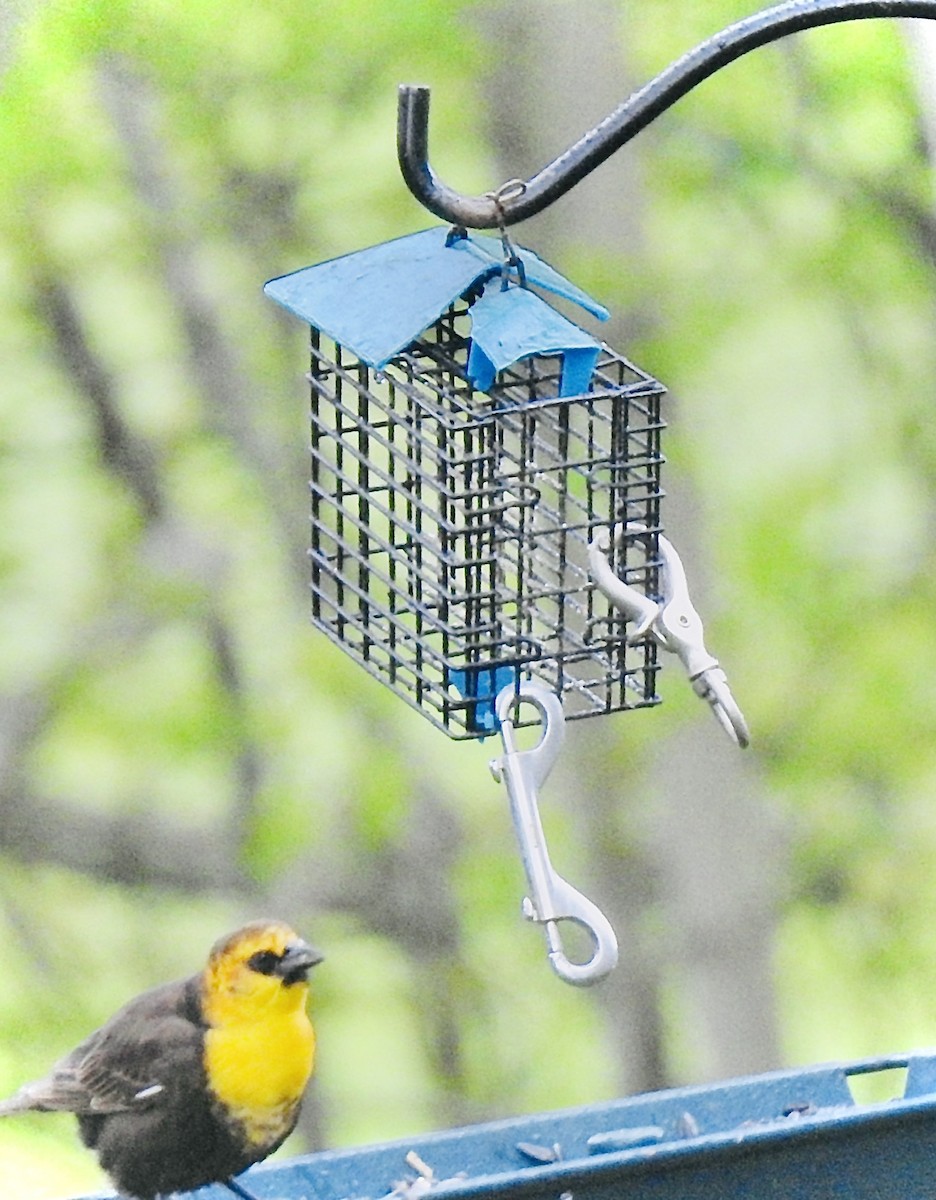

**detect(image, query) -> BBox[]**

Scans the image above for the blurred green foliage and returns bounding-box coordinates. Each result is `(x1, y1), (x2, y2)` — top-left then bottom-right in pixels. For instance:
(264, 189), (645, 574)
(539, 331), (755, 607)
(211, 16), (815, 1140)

(2, 1), (936, 1197)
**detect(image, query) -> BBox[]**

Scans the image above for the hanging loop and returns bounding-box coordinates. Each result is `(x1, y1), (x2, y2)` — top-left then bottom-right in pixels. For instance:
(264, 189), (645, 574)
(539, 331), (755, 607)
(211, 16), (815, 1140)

(489, 682), (619, 986)
(485, 179), (528, 287)
(398, 0), (936, 229)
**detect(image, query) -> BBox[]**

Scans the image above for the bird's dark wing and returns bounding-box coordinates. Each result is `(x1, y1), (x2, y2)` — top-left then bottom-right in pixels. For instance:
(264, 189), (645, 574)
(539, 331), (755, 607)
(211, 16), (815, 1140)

(1, 977), (204, 1116)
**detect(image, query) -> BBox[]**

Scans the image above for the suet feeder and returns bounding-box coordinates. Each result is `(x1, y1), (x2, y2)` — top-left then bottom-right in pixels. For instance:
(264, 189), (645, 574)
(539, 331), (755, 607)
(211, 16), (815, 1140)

(265, 226), (665, 738)
(263, 0), (931, 987)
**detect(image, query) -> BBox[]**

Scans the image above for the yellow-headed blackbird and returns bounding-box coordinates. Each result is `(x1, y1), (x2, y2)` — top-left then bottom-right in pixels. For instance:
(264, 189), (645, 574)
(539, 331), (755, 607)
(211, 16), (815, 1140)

(0, 920), (323, 1200)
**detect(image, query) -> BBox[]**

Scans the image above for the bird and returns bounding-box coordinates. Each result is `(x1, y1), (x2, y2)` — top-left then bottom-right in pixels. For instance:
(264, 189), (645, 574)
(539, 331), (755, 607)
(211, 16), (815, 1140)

(0, 919), (323, 1200)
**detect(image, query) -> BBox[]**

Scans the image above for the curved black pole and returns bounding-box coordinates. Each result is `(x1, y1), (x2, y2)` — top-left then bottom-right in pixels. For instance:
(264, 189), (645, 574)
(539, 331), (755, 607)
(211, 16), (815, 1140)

(398, 0), (936, 229)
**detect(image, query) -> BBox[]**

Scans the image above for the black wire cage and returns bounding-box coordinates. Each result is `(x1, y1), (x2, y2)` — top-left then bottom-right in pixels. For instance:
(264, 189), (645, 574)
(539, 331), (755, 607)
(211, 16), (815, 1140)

(267, 228), (666, 737)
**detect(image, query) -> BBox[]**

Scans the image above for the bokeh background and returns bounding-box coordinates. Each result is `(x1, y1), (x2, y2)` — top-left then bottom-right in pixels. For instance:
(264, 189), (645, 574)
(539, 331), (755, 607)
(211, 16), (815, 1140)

(2, 1), (936, 1196)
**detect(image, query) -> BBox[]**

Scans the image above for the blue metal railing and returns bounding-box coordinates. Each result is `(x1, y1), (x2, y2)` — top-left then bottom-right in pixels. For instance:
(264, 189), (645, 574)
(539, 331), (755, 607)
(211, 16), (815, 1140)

(79, 1051), (936, 1199)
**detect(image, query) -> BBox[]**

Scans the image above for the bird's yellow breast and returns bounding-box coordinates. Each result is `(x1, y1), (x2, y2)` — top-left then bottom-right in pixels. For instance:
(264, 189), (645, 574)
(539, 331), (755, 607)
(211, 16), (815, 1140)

(204, 1007), (315, 1148)
(199, 921), (318, 1150)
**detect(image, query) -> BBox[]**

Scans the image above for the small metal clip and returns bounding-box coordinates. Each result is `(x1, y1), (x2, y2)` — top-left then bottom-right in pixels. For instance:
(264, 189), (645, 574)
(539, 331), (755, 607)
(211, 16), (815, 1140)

(489, 682), (619, 986)
(485, 180), (529, 289)
(589, 524), (750, 748)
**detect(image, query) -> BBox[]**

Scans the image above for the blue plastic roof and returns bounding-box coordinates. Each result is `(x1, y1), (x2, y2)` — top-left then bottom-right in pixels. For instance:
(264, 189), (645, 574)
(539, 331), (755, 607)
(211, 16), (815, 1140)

(263, 227), (609, 371)
(467, 283), (601, 396)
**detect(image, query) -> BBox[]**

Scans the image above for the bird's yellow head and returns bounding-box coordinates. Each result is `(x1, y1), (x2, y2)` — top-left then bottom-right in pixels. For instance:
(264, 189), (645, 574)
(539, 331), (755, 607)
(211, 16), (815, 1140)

(200, 920), (323, 1027)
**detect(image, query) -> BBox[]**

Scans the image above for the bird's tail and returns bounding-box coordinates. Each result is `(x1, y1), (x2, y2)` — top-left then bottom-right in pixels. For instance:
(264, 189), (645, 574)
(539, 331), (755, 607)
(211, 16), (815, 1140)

(0, 1080), (82, 1115)
(0, 1090), (39, 1116)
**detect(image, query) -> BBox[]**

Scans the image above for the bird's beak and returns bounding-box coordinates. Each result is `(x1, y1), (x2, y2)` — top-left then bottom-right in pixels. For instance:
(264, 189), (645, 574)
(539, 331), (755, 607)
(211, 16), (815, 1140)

(276, 940), (324, 985)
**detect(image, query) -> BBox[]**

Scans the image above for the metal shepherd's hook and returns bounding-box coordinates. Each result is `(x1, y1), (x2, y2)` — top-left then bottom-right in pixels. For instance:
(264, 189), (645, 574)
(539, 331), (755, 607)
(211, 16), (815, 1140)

(398, 0), (936, 229)
(490, 682), (619, 986)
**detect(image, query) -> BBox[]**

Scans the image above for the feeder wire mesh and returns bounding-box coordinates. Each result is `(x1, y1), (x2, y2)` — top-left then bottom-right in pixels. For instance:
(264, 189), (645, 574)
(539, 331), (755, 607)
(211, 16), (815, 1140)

(307, 299), (665, 738)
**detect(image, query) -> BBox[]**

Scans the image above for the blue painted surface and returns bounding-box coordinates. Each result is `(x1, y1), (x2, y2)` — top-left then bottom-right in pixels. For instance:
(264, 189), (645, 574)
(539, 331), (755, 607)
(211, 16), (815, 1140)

(78, 1052), (936, 1199)
(263, 227), (608, 382)
(466, 284), (600, 397)
(447, 662), (519, 733)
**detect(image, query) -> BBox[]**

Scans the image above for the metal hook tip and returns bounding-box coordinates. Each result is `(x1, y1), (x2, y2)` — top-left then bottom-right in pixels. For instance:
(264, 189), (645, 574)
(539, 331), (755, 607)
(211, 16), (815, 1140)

(546, 921), (619, 987)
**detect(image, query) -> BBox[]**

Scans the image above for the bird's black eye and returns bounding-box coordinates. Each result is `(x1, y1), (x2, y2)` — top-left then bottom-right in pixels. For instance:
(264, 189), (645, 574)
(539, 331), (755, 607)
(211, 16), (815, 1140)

(247, 949), (281, 975)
